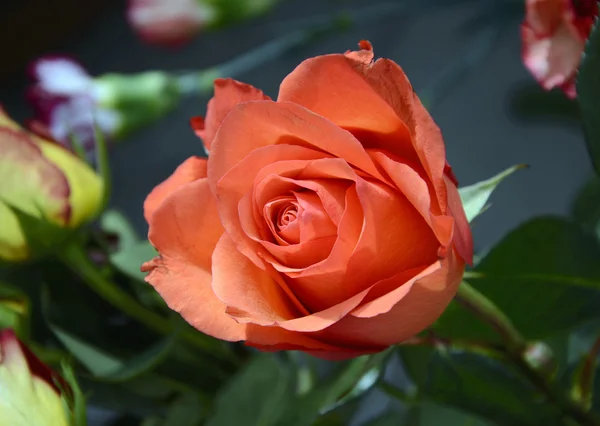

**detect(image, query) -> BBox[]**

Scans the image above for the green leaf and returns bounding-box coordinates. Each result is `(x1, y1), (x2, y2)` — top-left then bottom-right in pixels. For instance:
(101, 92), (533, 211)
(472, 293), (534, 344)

(100, 210), (164, 309)
(435, 217), (600, 343)
(0, 280), (30, 339)
(570, 334), (600, 410)
(398, 346), (562, 425)
(60, 362), (88, 426)
(100, 209), (139, 250)
(111, 240), (157, 282)
(281, 350), (391, 426)
(459, 165), (526, 223)
(206, 354), (295, 426)
(577, 9), (600, 175)
(3, 202), (72, 258)
(572, 175), (600, 239)
(94, 123), (111, 210)
(51, 324), (179, 382)
(367, 403), (492, 426)
(162, 392), (205, 426)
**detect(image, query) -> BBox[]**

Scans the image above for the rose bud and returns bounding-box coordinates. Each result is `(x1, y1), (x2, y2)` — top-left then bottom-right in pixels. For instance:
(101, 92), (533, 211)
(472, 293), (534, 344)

(26, 56), (180, 158)
(0, 108), (103, 261)
(127, 0), (281, 48)
(142, 41), (473, 360)
(127, 0), (215, 47)
(522, 0), (598, 98)
(0, 329), (72, 425)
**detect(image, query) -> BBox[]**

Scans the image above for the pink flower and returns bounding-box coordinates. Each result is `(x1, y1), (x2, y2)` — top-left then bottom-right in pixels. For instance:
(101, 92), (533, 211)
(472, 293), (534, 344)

(26, 56), (180, 159)
(521, 0), (598, 98)
(127, 0), (215, 47)
(26, 56), (121, 155)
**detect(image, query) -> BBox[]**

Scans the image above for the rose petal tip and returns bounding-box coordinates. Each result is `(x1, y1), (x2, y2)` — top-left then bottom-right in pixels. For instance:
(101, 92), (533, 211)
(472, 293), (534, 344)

(358, 40), (373, 51)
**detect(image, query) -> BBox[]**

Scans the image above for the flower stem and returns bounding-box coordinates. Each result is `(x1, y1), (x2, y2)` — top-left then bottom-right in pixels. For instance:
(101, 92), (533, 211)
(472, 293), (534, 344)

(177, 23), (330, 95)
(176, 2), (411, 95)
(455, 281), (526, 353)
(456, 281), (600, 426)
(59, 241), (237, 364)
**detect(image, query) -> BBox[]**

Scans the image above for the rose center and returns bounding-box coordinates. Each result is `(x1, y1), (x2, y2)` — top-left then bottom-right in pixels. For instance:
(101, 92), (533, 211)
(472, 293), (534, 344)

(263, 195), (302, 245)
(277, 204), (298, 229)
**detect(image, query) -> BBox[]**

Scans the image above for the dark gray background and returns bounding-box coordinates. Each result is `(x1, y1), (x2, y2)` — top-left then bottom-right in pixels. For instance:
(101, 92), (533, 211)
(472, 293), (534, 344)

(0, 0), (592, 423)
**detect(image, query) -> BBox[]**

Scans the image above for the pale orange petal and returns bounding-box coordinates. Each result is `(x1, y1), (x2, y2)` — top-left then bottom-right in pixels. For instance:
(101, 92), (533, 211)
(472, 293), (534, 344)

(277, 52), (419, 165)
(143, 156), (207, 224)
(444, 175), (474, 265)
(216, 144), (326, 268)
(357, 58), (449, 214)
(211, 233), (301, 325)
(315, 250), (464, 348)
(207, 100), (387, 195)
(143, 178), (244, 341)
(194, 78), (271, 150)
(370, 150), (452, 246)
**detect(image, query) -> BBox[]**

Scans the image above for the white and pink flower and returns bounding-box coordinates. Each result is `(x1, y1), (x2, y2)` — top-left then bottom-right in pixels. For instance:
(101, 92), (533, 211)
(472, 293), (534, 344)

(127, 0), (215, 47)
(521, 0), (598, 98)
(26, 56), (122, 155)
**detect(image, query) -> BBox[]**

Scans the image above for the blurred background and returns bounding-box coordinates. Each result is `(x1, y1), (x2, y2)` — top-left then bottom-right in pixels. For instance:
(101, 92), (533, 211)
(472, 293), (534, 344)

(0, 0), (592, 254)
(0, 0), (594, 423)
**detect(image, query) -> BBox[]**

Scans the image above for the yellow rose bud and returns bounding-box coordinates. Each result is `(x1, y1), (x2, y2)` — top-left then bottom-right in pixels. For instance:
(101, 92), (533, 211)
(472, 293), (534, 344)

(0, 108), (103, 261)
(0, 329), (70, 426)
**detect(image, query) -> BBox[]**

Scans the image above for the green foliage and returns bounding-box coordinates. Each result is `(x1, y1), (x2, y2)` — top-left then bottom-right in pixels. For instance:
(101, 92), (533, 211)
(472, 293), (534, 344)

(577, 11), (600, 175)
(206, 355), (295, 426)
(572, 175), (600, 240)
(367, 402), (492, 426)
(0, 280), (30, 339)
(459, 165), (527, 223)
(435, 217), (600, 343)
(281, 351), (390, 426)
(50, 324), (179, 383)
(60, 363), (89, 426)
(398, 346), (563, 426)
(3, 202), (74, 259)
(206, 351), (389, 426)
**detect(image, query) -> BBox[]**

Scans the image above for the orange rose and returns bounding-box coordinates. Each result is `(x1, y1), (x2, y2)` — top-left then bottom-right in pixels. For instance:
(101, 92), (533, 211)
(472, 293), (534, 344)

(142, 41), (473, 359)
(521, 0), (597, 98)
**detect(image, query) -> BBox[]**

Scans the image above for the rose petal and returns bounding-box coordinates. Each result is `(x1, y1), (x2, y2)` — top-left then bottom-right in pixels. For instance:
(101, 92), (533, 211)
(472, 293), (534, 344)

(277, 52), (419, 165)
(143, 178), (246, 341)
(522, 18), (584, 98)
(244, 324), (347, 353)
(217, 144), (326, 268)
(193, 78), (271, 150)
(285, 175), (437, 312)
(315, 249), (464, 348)
(355, 57), (449, 214)
(0, 128), (70, 224)
(444, 175), (474, 265)
(211, 233), (305, 325)
(277, 286), (371, 332)
(143, 156), (207, 223)
(208, 100), (387, 196)
(370, 150), (452, 247)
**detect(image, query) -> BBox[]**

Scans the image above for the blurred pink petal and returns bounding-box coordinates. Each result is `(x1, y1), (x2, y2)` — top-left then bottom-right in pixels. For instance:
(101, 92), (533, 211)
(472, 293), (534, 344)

(521, 0), (597, 98)
(127, 0), (214, 47)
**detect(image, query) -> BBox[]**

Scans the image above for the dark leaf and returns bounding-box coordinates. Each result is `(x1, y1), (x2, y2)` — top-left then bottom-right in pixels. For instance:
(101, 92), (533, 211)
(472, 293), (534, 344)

(206, 354), (294, 426)
(571, 175), (600, 238)
(398, 345), (562, 425)
(280, 350), (391, 426)
(435, 217), (600, 343)
(577, 10), (600, 174)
